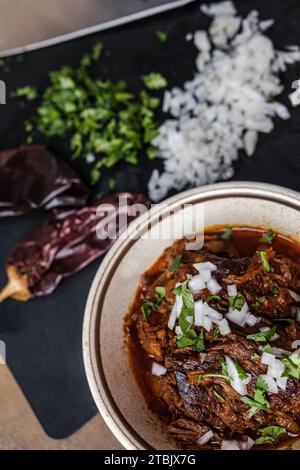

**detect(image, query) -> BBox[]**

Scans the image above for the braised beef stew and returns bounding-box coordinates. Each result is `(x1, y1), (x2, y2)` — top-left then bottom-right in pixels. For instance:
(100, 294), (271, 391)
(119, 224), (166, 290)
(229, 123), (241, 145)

(125, 227), (300, 450)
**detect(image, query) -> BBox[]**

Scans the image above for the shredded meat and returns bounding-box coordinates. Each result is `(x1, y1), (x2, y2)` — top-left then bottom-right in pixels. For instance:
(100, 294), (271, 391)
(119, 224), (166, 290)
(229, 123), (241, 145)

(126, 229), (300, 450)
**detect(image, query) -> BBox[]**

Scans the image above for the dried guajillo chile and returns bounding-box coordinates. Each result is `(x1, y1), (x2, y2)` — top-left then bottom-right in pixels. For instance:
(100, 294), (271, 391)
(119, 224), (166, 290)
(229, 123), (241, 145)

(0, 145), (90, 216)
(0, 193), (149, 301)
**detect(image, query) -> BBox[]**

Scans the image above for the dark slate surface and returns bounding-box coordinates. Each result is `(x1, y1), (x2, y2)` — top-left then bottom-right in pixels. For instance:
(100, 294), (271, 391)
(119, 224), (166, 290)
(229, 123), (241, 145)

(0, 0), (300, 438)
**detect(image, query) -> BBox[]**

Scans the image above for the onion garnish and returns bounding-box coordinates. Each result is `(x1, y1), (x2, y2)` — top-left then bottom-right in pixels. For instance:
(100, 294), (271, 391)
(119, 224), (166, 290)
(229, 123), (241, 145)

(151, 362), (167, 376)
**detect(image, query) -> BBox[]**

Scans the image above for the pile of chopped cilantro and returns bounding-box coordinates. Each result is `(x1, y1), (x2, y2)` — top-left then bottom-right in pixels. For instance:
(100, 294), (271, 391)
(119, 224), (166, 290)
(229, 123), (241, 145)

(14, 43), (165, 184)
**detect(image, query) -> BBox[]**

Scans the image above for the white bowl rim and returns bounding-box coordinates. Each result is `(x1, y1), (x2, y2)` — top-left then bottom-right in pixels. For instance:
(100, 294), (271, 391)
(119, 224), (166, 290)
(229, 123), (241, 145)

(82, 181), (300, 450)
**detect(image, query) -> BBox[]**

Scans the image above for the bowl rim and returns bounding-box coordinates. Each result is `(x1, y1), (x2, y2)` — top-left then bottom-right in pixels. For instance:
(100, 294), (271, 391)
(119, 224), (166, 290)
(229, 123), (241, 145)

(82, 181), (300, 450)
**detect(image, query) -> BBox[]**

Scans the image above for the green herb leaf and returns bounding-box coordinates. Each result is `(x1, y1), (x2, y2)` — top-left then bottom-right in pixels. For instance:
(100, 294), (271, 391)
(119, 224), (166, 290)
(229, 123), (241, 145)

(263, 343), (273, 353)
(258, 250), (271, 272)
(194, 329), (205, 352)
(281, 353), (300, 379)
(174, 280), (195, 333)
(214, 389), (225, 403)
(156, 30), (168, 42)
(211, 326), (220, 342)
(141, 286), (166, 320)
(155, 286), (166, 303)
(247, 326), (276, 343)
(228, 292), (245, 311)
(255, 426), (286, 446)
(13, 86), (38, 101)
(206, 295), (221, 303)
(141, 72), (168, 90)
(235, 361), (248, 381)
(141, 300), (156, 320)
(169, 255), (182, 272)
(220, 228), (233, 240)
(251, 353), (260, 361)
(241, 377), (270, 416)
(259, 230), (275, 244)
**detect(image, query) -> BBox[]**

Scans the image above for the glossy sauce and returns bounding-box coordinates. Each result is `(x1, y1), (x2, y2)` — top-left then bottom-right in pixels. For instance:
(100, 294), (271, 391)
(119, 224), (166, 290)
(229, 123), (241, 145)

(126, 227), (300, 448)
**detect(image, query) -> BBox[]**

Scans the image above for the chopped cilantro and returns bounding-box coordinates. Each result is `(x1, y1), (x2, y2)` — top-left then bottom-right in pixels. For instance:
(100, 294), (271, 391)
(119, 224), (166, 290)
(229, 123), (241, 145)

(258, 250), (271, 272)
(13, 86), (38, 101)
(214, 389), (225, 403)
(241, 377), (270, 416)
(169, 255), (182, 272)
(281, 353), (300, 379)
(14, 43), (160, 185)
(220, 228), (233, 240)
(228, 292), (245, 311)
(156, 30), (168, 42)
(255, 426), (286, 445)
(259, 230), (275, 244)
(247, 326), (276, 343)
(251, 353), (261, 361)
(141, 72), (168, 90)
(141, 285), (166, 320)
(206, 294), (221, 303)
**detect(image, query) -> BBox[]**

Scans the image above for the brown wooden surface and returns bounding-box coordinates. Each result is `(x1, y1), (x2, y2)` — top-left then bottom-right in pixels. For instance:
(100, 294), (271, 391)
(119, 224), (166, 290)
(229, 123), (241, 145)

(0, 365), (123, 450)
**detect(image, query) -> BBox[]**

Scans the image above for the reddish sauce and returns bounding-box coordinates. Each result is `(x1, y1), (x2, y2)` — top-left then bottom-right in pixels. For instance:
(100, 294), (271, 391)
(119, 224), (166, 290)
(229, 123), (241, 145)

(126, 227), (300, 449)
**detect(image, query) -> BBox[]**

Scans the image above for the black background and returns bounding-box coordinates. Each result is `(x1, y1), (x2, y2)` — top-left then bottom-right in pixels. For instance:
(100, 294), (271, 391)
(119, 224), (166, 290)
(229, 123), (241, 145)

(0, 0), (300, 439)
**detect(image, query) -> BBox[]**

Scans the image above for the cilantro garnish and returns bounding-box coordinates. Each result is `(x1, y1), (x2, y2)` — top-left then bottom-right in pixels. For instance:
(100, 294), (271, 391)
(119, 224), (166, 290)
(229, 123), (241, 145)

(169, 255), (182, 272)
(255, 426), (286, 446)
(247, 326), (276, 343)
(13, 86), (38, 101)
(228, 292), (245, 311)
(259, 230), (275, 244)
(141, 72), (168, 90)
(241, 377), (270, 416)
(220, 228), (233, 240)
(258, 251), (271, 272)
(281, 353), (300, 379)
(156, 31), (168, 42)
(141, 286), (166, 320)
(14, 43), (160, 185)
(214, 389), (225, 403)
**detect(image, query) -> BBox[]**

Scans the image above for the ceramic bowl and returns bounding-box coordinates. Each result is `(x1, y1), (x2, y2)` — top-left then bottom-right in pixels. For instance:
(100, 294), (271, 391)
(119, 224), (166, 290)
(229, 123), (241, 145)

(83, 181), (300, 450)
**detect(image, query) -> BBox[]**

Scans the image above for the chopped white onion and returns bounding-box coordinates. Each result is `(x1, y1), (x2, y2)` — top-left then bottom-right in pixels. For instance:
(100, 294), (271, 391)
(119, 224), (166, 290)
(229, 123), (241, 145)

(194, 300), (205, 326)
(267, 359), (285, 379)
(168, 304), (177, 330)
(225, 355), (247, 395)
(175, 295), (183, 318)
(186, 315), (193, 324)
(151, 362), (167, 376)
(217, 318), (231, 335)
(189, 274), (206, 294)
(197, 430), (214, 446)
(260, 374), (278, 394)
(221, 440), (240, 451)
(271, 347), (291, 357)
(200, 269), (212, 282)
(288, 289), (300, 302)
(175, 326), (183, 335)
(193, 261), (217, 272)
(245, 313), (258, 327)
(261, 351), (275, 366)
(226, 309), (247, 326)
(270, 333), (280, 342)
(207, 278), (222, 294)
(238, 437), (255, 451)
(276, 375), (288, 391)
(204, 303), (223, 321)
(203, 316), (213, 332)
(227, 284), (237, 296)
(292, 340), (300, 349)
